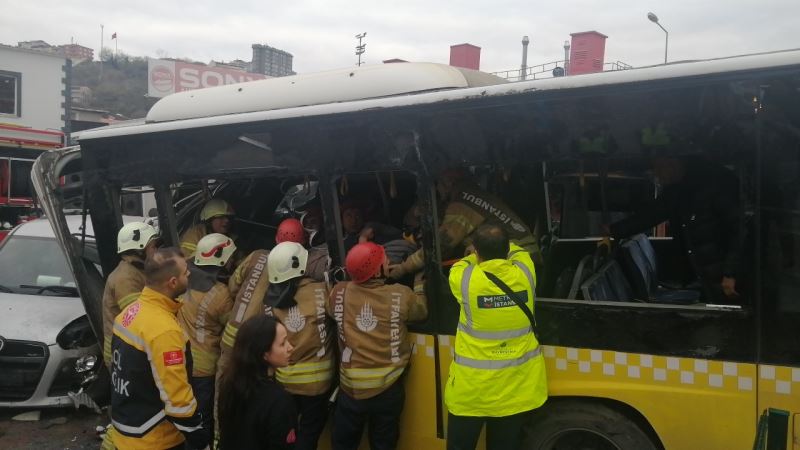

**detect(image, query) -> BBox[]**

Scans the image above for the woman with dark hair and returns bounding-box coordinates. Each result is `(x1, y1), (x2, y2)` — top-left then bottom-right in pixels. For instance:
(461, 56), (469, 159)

(218, 315), (296, 449)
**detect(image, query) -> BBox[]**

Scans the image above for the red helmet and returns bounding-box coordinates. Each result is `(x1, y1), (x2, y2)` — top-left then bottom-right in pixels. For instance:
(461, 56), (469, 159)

(276, 218), (306, 245)
(346, 242), (386, 284)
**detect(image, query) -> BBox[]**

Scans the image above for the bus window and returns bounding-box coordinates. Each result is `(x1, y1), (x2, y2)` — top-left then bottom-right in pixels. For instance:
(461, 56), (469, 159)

(760, 74), (800, 365)
(331, 170), (437, 331)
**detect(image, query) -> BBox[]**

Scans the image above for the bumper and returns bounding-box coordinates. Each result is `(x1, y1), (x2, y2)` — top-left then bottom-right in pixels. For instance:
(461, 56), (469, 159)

(0, 341), (101, 408)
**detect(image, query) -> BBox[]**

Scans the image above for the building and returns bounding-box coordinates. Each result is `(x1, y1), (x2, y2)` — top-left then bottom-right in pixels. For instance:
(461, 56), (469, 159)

(17, 40), (57, 53)
(0, 44), (68, 224)
(59, 44), (94, 63)
(210, 59), (251, 72)
(251, 44), (295, 77)
(71, 86), (92, 106)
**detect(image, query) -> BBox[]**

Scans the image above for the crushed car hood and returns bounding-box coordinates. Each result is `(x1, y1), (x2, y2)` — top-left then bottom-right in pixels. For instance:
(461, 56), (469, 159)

(0, 293), (85, 345)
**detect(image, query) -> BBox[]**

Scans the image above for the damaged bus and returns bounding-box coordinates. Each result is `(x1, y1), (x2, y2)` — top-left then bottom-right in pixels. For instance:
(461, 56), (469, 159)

(34, 54), (800, 449)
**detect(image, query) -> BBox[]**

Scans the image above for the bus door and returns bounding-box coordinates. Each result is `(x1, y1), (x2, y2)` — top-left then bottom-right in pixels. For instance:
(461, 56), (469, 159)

(757, 78), (800, 450)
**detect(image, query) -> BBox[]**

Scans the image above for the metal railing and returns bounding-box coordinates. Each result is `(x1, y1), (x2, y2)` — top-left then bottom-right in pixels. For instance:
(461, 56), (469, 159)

(492, 59), (633, 82)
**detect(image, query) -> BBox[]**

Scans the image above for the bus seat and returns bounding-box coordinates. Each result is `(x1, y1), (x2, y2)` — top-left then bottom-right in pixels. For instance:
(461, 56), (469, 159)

(580, 260), (633, 302)
(619, 235), (700, 305)
(567, 254), (595, 299)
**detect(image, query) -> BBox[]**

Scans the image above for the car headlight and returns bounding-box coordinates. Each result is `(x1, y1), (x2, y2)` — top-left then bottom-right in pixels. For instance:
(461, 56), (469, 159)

(56, 316), (97, 349)
(75, 354), (98, 373)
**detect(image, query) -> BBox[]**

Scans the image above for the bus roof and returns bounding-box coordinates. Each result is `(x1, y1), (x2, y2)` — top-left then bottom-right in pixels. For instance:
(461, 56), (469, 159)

(78, 49), (800, 142)
(145, 62), (507, 123)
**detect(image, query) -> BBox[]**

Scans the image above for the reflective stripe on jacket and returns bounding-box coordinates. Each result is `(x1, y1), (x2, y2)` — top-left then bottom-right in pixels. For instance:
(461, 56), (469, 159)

(177, 281), (233, 377)
(179, 223), (206, 259)
(220, 250), (271, 372)
(328, 278), (427, 400)
(445, 244), (547, 417)
(400, 183), (539, 274)
(101, 256), (145, 368)
(266, 278), (335, 396)
(109, 287), (209, 450)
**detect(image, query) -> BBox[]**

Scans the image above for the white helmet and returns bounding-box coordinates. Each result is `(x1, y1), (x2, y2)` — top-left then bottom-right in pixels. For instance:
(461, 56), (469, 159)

(268, 242), (308, 283)
(200, 199), (235, 221)
(194, 233), (237, 267)
(117, 222), (159, 254)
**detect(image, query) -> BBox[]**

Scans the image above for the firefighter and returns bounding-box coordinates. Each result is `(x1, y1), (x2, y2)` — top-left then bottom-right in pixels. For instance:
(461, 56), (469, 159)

(389, 169), (539, 279)
(176, 233), (236, 443)
(445, 224), (547, 450)
(328, 242), (428, 450)
(109, 247), (210, 450)
(180, 198), (236, 258)
(265, 241), (335, 450)
(101, 221), (161, 369)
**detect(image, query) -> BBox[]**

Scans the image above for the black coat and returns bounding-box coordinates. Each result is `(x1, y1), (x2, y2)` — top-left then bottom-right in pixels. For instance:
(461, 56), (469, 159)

(610, 159), (743, 294)
(218, 377), (297, 450)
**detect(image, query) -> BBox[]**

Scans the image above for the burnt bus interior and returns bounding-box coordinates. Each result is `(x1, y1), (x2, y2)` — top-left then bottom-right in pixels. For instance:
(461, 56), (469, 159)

(55, 64), (800, 367)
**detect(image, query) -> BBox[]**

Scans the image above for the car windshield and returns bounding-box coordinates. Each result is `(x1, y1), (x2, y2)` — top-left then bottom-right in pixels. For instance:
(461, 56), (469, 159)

(0, 235), (77, 296)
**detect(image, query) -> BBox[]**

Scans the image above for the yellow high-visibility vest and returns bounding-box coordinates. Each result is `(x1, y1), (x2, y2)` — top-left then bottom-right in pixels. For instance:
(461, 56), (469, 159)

(445, 244), (548, 417)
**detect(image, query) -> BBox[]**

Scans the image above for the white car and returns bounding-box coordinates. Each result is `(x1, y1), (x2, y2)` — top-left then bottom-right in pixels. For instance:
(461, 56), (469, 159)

(0, 215), (140, 408)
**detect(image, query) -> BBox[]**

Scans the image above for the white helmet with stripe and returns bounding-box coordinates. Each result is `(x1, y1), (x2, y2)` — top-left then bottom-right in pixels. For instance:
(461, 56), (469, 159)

(194, 233), (237, 266)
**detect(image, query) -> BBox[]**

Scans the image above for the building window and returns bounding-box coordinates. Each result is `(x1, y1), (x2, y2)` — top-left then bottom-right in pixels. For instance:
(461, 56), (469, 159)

(0, 71), (21, 116)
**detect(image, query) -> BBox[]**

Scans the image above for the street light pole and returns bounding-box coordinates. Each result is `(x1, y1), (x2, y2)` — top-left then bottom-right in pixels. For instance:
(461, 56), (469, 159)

(520, 36), (529, 81)
(647, 12), (668, 64)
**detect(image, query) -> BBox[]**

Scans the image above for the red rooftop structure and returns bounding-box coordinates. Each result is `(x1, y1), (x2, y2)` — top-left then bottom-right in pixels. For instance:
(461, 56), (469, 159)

(449, 43), (481, 70)
(569, 31), (608, 75)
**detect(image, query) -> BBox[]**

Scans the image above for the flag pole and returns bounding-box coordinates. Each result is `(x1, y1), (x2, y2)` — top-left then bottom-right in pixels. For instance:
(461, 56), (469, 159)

(99, 24), (104, 81)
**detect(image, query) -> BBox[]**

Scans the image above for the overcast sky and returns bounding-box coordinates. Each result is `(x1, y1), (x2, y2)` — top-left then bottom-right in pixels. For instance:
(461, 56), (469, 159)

(2, 0), (799, 74)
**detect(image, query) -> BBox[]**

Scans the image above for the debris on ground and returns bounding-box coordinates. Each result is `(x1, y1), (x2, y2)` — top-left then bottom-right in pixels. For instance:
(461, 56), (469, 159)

(12, 410), (41, 421)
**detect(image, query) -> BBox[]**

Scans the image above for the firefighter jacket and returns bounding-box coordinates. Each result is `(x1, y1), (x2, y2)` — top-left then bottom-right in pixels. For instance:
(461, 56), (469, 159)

(109, 287), (209, 450)
(179, 223), (207, 259)
(328, 277), (427, 400)
(221, 250), (271, 370)
(265, 278), (335, 396)
(445, 243), (547, 417)
(101, 255), (145, 367)
(399, 183), (539, 274)
(177, 265), (234, 378)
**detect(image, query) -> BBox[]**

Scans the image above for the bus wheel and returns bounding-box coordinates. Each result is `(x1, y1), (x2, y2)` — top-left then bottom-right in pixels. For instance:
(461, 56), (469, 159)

(524, 400), (659, 450)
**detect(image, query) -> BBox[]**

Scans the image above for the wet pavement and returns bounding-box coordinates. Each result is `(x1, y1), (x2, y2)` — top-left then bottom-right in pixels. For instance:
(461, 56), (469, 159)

(0, 407), (106, 450)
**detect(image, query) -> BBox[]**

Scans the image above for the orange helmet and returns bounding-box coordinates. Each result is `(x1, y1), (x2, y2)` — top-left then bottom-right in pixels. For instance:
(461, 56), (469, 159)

(346, 242), (386, 284)
(276, 218), (306, 245)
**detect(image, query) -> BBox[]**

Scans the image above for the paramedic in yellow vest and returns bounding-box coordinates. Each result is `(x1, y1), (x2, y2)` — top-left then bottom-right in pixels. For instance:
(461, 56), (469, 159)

(109, 247), (210, 450)
(328, 242), (428, 450)
(176, 233), (236, 443)
(390, 169), (539, 279)
(266, 241), (335, 450)
(180, 199), (236, 258)
(102, 222), (161, 368)
(446, 224), (547, 450)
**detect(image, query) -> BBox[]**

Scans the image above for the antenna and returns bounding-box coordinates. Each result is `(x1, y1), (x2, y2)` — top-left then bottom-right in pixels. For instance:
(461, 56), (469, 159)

(355, 32), (367, 66)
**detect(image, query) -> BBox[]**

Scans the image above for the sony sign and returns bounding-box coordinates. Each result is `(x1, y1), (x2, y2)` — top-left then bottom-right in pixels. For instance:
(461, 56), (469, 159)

(147, 58), (268, 98)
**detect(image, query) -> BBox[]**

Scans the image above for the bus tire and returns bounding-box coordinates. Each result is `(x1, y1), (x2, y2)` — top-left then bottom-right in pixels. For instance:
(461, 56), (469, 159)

(524, 399), (659, 450)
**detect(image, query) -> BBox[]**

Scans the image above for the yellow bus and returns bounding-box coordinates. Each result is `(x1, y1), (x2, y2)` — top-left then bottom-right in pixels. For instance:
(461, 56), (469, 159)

(34, 52), (800, 450)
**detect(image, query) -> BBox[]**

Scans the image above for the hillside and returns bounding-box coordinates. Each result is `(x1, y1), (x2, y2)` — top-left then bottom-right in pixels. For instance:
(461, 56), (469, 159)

(71, 53), (158, 119)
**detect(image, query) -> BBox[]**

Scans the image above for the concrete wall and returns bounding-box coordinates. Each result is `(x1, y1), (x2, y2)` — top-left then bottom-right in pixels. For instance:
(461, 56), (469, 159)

(0, 46), (67, 132)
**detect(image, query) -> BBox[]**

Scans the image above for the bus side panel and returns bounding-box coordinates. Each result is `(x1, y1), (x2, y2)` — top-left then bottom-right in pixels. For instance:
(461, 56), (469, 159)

(437, 335), (488, 450)
(438, 336), (755, 450)
(756, 363), (800, 450)
(397, 332), (445, 450)
(542, 346), (756, 450)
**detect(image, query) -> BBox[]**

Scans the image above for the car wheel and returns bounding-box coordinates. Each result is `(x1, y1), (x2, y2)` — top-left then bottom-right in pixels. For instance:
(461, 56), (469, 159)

(524, 400), (659, 450)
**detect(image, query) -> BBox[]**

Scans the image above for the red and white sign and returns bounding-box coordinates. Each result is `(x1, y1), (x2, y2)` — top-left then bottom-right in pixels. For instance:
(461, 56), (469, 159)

(163, 350), (185, 366)
(147, 58), (268, 98)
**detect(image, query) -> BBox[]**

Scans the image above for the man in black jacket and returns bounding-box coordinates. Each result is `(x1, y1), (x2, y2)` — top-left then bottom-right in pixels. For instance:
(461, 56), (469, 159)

(610, 156), (743, 302)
